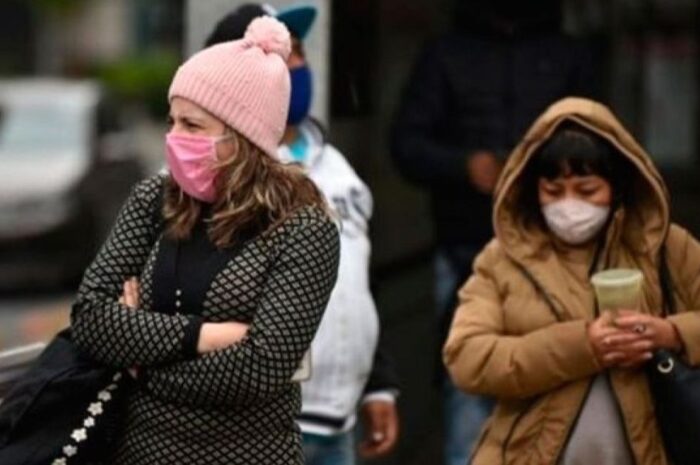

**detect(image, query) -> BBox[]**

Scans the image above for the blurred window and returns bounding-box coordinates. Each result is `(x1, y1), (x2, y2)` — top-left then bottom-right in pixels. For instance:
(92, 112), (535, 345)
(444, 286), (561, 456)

(0, 103), (89, 156)
(565, 0), (698, 167)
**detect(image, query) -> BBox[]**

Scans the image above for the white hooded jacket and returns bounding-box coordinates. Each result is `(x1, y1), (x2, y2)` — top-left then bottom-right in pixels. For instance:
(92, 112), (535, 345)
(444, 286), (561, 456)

(279, 119), (386, 435)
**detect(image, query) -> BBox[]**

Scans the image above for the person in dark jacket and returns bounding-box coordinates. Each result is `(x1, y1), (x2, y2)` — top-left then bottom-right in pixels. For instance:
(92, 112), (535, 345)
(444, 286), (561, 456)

(391, 1), (600, 464)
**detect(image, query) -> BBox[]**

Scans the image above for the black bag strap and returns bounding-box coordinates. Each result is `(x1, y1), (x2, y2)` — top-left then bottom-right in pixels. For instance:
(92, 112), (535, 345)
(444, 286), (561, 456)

(659, 244), (676, 316)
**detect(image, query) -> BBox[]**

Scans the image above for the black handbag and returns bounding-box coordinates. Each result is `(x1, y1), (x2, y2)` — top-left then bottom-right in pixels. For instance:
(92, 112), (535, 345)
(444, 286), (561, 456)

(646, 248), (700, 465)
(0, 329), (131, 465)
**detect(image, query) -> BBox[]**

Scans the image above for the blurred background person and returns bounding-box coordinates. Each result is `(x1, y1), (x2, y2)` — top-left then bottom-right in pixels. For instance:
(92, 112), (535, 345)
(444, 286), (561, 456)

(205, 4), (401, 465)
(391, 1), (601, 463)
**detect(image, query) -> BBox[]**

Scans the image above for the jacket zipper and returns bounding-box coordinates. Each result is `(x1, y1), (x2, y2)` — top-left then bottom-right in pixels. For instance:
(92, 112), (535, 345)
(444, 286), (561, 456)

(507, 252), (603, 464)
(500, 401), (536, 464)
(551, 378), (594, 464)
(467, 423), (491, 465)
(604, 372), (639, 465)
(551, 248), (616, 463)
(503, 261), (564, 464)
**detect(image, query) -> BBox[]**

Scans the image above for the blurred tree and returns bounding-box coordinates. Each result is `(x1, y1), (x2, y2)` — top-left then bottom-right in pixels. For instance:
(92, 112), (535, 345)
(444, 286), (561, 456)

(94, 52), (179, 119)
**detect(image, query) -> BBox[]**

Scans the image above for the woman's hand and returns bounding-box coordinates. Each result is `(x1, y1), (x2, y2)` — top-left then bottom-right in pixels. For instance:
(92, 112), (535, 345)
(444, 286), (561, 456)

(197, 322), (250, 354)
(588, 311), (652, 368)
(614, 310), (683, 354)
(466, 151), (502, 195)
(118, 277), (140, 378)
(119, 277), (140, 309)
(358, 400), (400, 459)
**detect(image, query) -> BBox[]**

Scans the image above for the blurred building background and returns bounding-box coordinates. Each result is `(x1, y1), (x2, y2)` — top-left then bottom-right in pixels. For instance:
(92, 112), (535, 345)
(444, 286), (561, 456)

(0, 1), (698, 464)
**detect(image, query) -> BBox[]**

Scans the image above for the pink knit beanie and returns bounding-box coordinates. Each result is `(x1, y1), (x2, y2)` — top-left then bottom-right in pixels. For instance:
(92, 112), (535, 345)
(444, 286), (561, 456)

(168, 16), (291, 158)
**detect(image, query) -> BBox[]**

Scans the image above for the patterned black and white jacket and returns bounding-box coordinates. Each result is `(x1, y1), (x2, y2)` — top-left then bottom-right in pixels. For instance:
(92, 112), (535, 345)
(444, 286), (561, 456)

(70, 174), (340, 464)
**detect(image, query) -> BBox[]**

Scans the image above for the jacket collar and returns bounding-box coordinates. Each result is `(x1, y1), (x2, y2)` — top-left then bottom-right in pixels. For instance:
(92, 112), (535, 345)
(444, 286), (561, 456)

(277, 118), (325, 171)
(493, 98), (671, 320)
(494, 98), (670, 266)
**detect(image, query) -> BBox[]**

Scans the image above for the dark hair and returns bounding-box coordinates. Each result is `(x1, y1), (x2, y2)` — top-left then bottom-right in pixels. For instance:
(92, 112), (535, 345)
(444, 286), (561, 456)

(204, 4), (266, 47)
(517, 121), (631, 226)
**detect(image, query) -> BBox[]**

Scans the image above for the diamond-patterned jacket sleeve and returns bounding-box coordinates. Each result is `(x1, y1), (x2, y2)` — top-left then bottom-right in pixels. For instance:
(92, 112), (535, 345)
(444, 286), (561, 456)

(144, 214), (340, 409)
(71, 176), (197, 368)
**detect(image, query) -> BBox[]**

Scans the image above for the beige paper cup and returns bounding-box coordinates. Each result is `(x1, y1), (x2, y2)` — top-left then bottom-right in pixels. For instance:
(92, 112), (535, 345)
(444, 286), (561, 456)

(590, 268), (644, 316)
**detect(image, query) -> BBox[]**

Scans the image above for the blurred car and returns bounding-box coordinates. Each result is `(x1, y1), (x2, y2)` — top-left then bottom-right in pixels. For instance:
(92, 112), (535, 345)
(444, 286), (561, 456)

(0, 79), (144, 290)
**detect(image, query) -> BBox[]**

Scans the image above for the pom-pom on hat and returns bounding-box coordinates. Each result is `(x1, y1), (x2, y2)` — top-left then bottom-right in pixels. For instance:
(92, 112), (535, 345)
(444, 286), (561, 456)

(169, 16), (291, 158)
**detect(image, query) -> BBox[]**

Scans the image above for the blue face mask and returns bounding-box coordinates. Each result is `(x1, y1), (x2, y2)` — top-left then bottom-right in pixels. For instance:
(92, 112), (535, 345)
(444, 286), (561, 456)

(288, 65), (313, 125)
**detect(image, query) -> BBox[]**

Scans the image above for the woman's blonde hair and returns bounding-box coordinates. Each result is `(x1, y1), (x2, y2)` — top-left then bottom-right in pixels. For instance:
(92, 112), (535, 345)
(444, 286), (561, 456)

(163, 129), (328, 248)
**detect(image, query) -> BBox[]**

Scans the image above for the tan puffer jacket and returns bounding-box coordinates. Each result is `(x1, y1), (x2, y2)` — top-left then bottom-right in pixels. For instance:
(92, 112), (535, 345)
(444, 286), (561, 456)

(443, 97), (700, 465)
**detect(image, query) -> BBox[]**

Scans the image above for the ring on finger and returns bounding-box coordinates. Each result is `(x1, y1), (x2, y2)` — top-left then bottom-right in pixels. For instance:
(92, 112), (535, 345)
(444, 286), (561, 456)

(633, 324), (647, 334)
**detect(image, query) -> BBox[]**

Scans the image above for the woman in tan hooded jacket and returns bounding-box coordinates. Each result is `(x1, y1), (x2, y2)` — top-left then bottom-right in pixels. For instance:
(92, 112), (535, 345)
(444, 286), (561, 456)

(443, 97), (700, 465)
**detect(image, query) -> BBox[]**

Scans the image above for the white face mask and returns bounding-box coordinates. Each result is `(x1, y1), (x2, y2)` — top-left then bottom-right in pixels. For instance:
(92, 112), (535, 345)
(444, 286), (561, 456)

(541, 198), (610, 245)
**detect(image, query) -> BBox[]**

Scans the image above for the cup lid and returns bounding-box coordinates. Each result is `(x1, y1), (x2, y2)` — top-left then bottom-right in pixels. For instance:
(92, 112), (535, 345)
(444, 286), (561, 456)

(591, 268), (643, 287)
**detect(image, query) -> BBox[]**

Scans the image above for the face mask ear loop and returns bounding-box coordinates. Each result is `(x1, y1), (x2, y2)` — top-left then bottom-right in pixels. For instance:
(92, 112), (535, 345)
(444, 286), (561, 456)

(214, 132), (236, 145)
(208, 132), (237, 173)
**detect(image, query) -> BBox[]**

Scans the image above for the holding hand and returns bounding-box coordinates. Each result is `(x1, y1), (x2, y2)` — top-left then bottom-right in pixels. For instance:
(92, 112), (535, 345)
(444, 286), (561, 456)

(587, 311), (649, 368)
(614, 310), (682, 354)
(588, 310), (683, 370)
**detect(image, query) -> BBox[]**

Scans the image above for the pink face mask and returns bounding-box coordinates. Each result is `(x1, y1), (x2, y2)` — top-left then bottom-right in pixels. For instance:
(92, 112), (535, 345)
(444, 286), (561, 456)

(165, 132), (231, 203)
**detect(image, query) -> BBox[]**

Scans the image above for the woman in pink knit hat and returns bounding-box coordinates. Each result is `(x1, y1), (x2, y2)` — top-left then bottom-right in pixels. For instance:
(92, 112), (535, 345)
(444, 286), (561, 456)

(70, 17), (340, 464)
